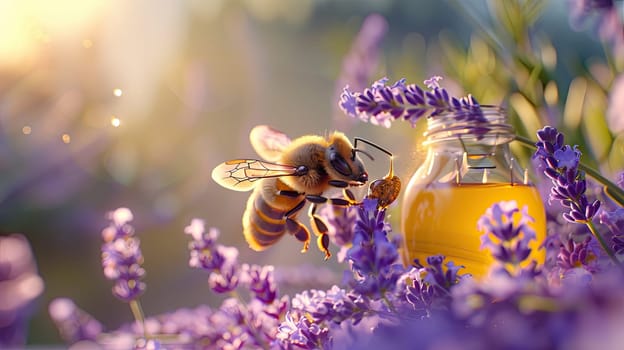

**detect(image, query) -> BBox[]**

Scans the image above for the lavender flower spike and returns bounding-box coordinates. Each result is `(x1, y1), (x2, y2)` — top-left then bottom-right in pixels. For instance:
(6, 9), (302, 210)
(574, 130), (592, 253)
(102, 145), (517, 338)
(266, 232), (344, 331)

(242, 264), (278, 304)
(101, 208), (146, 302)
(534, 126), (600, 223)
(557, 236), (599, 283)
(49, 298), (103, 344)
(346, 198), (404, 299)
(0, 234), (45, 347)
(600, 208), (624, 256)
(478, 200), (536, 267)
(318, 204), (358, 262)
(185, 219), (226, 271)
(185, 219), (241, 293)
(276, 312), (332, 349)
(339, 75), (484, 127)
(405, 255), (463, 316)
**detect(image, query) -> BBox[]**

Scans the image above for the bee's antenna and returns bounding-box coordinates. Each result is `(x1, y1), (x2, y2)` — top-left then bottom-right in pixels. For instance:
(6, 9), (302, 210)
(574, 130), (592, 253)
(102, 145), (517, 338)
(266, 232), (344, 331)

(353, 137), (392, 157)
(353, 137), (393, 158)
(353, 148), (375, 161)
(353, 137), (395, 177)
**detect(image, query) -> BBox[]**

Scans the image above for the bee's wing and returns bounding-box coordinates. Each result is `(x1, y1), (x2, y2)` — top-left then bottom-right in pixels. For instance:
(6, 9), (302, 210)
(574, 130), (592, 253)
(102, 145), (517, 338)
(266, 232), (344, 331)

(249, 125), (291, 162)
(211, 159), (299, 191)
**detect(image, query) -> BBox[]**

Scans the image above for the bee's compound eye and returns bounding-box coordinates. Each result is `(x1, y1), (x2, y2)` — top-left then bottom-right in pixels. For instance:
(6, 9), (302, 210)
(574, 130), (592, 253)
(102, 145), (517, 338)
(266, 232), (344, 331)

(330, 153), (352, 177)
(357, 172), (368, 183)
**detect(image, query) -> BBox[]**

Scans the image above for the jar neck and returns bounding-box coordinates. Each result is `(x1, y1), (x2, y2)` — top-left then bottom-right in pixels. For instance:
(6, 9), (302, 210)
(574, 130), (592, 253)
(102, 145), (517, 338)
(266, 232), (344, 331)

(423, 106), (514, 148)
(419, 106), (527, 184)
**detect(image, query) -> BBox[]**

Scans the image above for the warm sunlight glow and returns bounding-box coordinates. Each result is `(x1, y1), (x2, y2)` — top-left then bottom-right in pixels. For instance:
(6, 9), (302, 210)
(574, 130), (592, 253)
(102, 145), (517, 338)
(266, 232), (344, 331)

(62, 134), (71, 144)
(113, 88), (123, 97)
(0, 0), (106, 66)
(22, 126), (32, 135)
(111, 116), (121, 128)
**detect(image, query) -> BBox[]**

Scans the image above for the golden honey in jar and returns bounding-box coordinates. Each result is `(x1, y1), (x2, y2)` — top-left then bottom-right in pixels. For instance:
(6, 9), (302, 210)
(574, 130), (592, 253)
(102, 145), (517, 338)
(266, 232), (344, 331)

(400, 107), (546, 277)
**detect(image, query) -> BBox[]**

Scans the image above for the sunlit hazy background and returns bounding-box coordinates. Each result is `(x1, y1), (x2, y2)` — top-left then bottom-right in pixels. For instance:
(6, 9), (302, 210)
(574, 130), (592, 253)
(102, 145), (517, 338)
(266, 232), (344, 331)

(0, 0), (617, 345)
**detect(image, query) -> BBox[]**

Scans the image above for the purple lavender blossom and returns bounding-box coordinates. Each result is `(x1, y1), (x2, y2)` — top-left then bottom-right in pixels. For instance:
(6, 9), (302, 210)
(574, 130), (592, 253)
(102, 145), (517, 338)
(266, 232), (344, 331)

(339, 76), (484, 128)
(118, 298), (285, 349)
(185, 219), (227, 270)
(600, 208), (624, 255)
(140, 305), (214, 346)
(558, 236), (598, 271)
(345, 199), (405, 299)
(534, 126), (601, 223)
(101, 208), (146, 302)
(0, 234), (45, 347)
(404, 256), (463, 317)
(276, 312), (332, 349)
(568, 0), (615, 30)
(48, 298), (103, 344)
(553, 145), (581, 170)
(208, 258), (240, 293)
(278, 196), (413, 349)
(52, 196), (624, 350)
(318, 205), (358, 262)
(556, 236), (599, 285)
(185, 219), (241, 293)
(568, 0), (624, 58)
(478, 200), (537, 266)
(242, 264), (278, 304)
(290, 285), (368, 325)
(214, 298), (283, 349)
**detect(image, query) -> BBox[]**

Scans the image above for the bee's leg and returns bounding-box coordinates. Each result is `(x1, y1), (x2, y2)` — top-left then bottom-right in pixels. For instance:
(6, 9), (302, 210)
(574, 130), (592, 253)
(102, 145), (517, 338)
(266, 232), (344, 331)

(278, 190), (301, 198)
(306, 190), (360, 260)
(308, 203), (331, 260)
(306, 194), (354, 207)
(282, 199), (310, 253)
(343, 189), (358, 205)
(328, 180), (349, 188)
(286, 218), (311, 253)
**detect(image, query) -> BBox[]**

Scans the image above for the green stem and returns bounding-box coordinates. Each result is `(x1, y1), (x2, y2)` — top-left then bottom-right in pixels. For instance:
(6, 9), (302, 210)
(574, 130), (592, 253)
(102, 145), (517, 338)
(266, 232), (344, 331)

(586, 220), (621, 267)
(129, 299), (147, 339)
(578, 163), (624, 207)
(514, 135), (624, 207)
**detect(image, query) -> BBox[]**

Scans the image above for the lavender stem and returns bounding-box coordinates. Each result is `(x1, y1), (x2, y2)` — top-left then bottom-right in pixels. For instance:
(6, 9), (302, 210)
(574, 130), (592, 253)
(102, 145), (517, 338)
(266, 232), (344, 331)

(129, 299), (147, 340)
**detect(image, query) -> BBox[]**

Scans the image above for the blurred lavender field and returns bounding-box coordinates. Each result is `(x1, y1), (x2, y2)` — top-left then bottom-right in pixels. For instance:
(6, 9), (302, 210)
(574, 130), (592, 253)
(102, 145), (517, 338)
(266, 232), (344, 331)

(0, 0), (623, 347)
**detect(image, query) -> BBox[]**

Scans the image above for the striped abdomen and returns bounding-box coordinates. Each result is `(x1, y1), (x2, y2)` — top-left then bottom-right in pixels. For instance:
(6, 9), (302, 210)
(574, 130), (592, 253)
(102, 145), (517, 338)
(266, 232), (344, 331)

(242, 179), (307, 250)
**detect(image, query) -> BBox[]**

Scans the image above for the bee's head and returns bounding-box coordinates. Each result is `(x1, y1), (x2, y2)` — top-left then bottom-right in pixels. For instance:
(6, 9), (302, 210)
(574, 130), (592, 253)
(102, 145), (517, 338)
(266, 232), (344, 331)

(325, 132), (369, 185)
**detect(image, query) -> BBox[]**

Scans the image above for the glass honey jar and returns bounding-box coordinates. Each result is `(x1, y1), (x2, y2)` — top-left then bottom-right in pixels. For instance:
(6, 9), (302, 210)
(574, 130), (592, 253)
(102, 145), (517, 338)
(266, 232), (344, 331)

(400, 106), (546, 277)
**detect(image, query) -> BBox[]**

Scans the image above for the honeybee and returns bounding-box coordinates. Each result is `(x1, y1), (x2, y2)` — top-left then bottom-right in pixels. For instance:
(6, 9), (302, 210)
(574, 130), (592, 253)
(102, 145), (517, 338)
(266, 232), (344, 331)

(211, 125), (396, 259)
